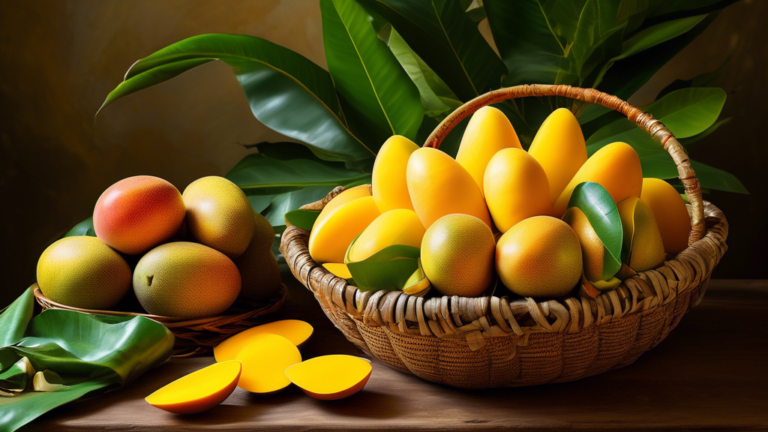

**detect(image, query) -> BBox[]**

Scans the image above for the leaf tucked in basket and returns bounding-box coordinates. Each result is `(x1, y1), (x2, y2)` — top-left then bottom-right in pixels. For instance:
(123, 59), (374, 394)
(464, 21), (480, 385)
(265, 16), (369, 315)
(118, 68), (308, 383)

(284, 210), (321, 231)
(344, 237), (421, 292)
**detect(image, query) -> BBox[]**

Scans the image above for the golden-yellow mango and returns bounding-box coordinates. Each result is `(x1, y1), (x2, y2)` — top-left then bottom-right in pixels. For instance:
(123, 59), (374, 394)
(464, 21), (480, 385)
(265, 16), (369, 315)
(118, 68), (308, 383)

(372, 136), (419, 213)
(553, 142), (642, 216)
(483, 148), (552, 232)
(640, 178), (691, 254)
(314, 185), (371, 228)
(347, 209), (425, 262)
(456, 106), (522, 195)
(618, 197), (666, 272)
(528, 108), (588, 203)
(562, 207), (604, 282)
(308, 196), (379, 263)
(407, 147), (491, 229)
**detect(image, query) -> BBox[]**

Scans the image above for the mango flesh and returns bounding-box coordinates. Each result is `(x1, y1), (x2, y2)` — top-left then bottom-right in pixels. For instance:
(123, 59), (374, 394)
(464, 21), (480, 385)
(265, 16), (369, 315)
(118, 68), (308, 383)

(407, 147), (491, 229)
(37, 236), (132, 310)
(145, 360), (241, 415)
(347, 209), (425, 262)
(308, 196), (380, 263)
(618, 197), (666, 272)
(284, 355), (372, 401)
(214, 319), (314, 362)
(496, 216), (582, 298)
(93, 175), (185, 255)
(640, 178), (691, 254)
(233, 214), (280, 299)
(484, 148), (552, 232)
(372, 136), (419, 213)
(528, 108), (588, 203)
(235, 334), (301, 393)
(133, 242), (241, 318)
(553, 142), (642, 216)
(456, 106), (522, 195)
(183, 176), (256, 258)
(563, 207), (604, 282)
(421, 214), (495, 297)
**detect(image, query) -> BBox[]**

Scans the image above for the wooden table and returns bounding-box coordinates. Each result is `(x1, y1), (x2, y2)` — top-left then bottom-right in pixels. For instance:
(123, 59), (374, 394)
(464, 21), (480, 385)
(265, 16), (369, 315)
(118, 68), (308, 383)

(24, 279), (768, 431)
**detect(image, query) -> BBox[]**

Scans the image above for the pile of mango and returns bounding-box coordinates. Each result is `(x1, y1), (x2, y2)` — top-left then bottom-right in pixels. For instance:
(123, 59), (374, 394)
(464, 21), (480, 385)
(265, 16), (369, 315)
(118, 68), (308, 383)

(36, 176), (281, 318)
(309, 107), (691, 298)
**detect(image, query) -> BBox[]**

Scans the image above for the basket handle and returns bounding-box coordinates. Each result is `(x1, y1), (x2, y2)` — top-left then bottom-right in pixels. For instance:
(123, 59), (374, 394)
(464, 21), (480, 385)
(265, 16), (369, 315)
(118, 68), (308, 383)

(423, 84), (705, 246)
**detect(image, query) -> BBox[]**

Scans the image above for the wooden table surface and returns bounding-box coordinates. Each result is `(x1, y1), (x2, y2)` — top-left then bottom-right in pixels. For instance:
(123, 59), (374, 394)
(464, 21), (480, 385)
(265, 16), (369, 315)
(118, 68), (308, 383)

(23, 279), (768, 431)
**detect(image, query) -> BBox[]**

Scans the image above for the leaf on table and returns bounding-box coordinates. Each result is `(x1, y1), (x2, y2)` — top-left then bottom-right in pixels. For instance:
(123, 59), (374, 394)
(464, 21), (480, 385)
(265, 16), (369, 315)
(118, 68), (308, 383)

(0, 289), (34, 348)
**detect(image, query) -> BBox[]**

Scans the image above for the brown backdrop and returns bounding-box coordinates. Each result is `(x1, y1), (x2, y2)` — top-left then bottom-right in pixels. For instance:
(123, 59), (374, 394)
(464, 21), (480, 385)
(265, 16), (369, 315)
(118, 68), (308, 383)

(1, 0), (766, 308)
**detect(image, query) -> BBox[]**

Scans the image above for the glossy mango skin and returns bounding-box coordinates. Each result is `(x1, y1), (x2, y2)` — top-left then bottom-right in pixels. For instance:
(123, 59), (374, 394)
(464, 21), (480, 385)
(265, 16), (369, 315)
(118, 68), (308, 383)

(308, 196), (380, 263)
(553, 142), (642, 216)
(563, 207), (604, 282)
(314, 185), (371, 229)
(456, 106), (522, 195)
(372, 136), (419, 213)
(640, 178), (691, 254)
(407, 147), (491, 229)
(484, 148), (552, 232)
(528, 108), (588, 203)
(348, 209), (425, 262)
(618, 197), (666, 272)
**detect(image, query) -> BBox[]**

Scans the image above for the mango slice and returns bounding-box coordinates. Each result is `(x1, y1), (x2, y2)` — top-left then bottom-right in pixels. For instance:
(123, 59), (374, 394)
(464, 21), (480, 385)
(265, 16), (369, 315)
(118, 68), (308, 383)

(323, 263), (352, 279)
(308, 196), (380, 263)
(640, 178), (691, 254)
(145, 360), (241, 414)
(236, 334), (301, 394)
(347, 209), (425, 262)
(284, 355), (372, 400)
(214, 320), (314, 362)
(618, 197), (666, 273)
(372, 136), (419, 213)
(456, 106), (522, 195)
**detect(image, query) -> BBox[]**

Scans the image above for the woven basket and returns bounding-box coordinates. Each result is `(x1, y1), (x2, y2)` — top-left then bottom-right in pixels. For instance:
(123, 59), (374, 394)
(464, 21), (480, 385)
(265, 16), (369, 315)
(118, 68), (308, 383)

(33, 283), (287, 357)
(281, 85), (729, 389)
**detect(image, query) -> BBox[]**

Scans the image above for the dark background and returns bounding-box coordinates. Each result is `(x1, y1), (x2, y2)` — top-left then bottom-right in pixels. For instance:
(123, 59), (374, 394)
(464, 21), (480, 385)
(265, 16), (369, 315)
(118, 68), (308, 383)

(1, 1), (766, 308)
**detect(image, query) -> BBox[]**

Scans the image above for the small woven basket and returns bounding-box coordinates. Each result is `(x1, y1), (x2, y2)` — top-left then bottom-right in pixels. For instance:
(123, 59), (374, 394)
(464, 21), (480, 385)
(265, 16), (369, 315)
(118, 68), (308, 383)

(281, 85), (729, 389)
(33, 283), (287, 357)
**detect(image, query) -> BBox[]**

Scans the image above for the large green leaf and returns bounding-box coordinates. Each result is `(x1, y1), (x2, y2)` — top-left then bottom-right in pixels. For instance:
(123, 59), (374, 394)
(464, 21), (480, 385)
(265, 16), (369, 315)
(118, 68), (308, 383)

(321, 0), (423, 145)
(64, 217), (96, 238)
(679, 118), (731, 146)
(260, 185), (342, 227)
(284, 210), (321, 231)
(100, 34), (374, 162)
(640, 155), (748, 194)
(657, 55), (731, 99)
(0, 290), (34, 348)
(647, 0), (738, 20)
(360, 0), (506, 101)
(345, 241), (421, 292)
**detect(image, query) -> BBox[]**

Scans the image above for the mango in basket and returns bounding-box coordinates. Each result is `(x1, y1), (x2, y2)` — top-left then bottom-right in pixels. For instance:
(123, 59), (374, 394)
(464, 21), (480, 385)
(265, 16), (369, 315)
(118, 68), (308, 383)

(618, 197), (666, 274)
(641, 178), (691, 254)
(456, 106), (522, 195)
(346, 209), (425, 263)
(372, 136), (419, 213)
(146, 360), (241, 414)
(308, 193), (380, 264)
(285, 355), (372, 401)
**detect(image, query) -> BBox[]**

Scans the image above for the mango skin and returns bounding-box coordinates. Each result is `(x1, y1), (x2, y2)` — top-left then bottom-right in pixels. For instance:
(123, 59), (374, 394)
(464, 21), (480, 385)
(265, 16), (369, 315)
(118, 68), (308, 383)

(308, 196), (380, 264)
(484, 148), (552, 232)
(640, 178), (691, 254)
(372, 136), (419, 213)
(529, 108), (588, 203)
(456, 106), (522, 195)
(348, 209), (425, 262)
(618, 197), (666, 273)
(554, 142), (642, 216)
(407, 147), (491, 229)
(563, 207), (604, 282)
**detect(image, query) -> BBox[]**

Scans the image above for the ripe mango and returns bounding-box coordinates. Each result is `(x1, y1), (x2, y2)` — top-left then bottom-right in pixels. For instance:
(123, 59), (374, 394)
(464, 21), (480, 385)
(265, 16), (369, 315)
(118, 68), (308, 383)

(372, 136), (419, 213)
(183, 176), (255, 258)
(313, 185), (371, 230)
(407, 147), (491, 229)
(553, 142), (642, 216)
(308, 196), (380, 263)
(618, 197), (666, 273)
(484, 148), (552, 232)
(640, 178), (691, 254)
(528, 108), (588, 203)
(145, 361), (241, 414)
(562, 207), (605, 283)
(347, 209), (425, 262)
(233, 214), (281, 299)
(456, 106), (522, 195)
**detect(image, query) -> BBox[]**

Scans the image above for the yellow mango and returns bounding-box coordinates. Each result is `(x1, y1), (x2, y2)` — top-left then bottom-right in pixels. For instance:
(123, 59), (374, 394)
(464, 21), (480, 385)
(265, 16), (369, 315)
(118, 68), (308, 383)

(483, 148), (552, 232)
(640, 178), (691, 254)
(554, 142), (642, 216)
(407, 147), (491, 229)
(618, 197), (666, 272)
(322, 263), (352, 279)
(372, 136), (419, 213)
(562, 207), (604, 282)
(314, 185), (371, 229)
(456, 106), (522, 195)
(308, 196), (379, 263)
(347, 209), (425, 262)
(529, 108), (588, 203)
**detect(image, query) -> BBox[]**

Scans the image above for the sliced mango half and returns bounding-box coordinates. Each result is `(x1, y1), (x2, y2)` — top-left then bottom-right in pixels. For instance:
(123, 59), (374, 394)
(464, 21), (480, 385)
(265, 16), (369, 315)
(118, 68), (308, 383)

(145, 360), (241, 414)
(284, 355), (372, 400)
(236, 334), (301, 394)
(214, 320), (313, 362)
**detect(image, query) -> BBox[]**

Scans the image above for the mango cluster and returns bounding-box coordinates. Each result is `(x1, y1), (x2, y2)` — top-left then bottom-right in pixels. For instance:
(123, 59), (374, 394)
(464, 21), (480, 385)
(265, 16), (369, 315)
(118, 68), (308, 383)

(309, 107), (692, 299)
(36, 176), (281, 318)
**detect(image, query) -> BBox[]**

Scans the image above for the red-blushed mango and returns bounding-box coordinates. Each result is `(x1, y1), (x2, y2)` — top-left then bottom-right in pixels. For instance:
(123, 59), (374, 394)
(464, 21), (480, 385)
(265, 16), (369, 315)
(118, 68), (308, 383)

(93, 176), (185, 255)
(309, 196), (380, 263)
(214, 320), (314, 362)
(640, 178), (691, 254)
(407, 147), (491, 229)
(285, 355), (372, 400)
(618, 197), (666, 273)
(372, 136), (419, 213)
(347, 209), (425, 262)
(554, 142), (642, 216)
(484, 148), (552, 232)
(235, 334), (301, 393)
(529, 108), (588, 203)
(145, 360), (241, 415)
(456, 106), (522, 195)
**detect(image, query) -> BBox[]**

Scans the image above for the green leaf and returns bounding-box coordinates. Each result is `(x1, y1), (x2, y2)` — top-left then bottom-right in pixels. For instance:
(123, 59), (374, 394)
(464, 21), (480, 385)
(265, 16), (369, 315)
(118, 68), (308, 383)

(64, 217), (96, 237)
(260, 186), (342, 227)
(100, 34), (374, 162)
(284, 210), (321, 231)
(0, 289), (34, 350)
(360, 0), (506, 101)
(466, 6), (487, 23)
(657, 54), (731, 99)
(321, 0), (424, 145)
(346, 243), (421, 292)
(679, 117), (731, 146)
(648, 0), (738, 19)
(640, 155), (748, 194)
